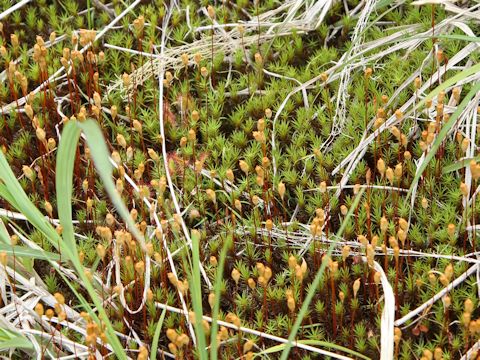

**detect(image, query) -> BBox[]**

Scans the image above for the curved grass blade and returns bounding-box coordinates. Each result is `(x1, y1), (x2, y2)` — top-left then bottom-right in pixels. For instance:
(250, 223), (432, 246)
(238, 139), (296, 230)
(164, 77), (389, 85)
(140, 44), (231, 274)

(56, 120), (127, 359)
(77, 119), (146, 248)
(0, 245), (60, 261)
(0, 153), (61, 251)
(408, 82), (480, 198)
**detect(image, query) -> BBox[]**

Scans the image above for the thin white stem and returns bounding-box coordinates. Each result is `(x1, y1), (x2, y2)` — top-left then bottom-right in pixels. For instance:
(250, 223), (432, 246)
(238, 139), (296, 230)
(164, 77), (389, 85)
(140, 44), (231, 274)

(394, 264), (479, 326)
(0, 0), (31, 20)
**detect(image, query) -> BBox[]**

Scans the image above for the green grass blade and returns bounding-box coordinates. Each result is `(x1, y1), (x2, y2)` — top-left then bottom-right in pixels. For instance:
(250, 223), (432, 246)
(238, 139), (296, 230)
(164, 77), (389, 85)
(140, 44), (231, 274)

(56, 120), (127, 359)
(422, 64), (480, 104)
(0, 245), (60, 261)
(408, 82), (480, 198)
(150, 307), (167, 360)
(210, 234), (233, 360)
(87, 0), (92, 29)
(56, 120), (82, 252)
(0, 154), (60, 251)
(77, 119), (146, 248)
(280, 188), (366, 360)
(189, 230), (208, 359)
(0, 219), (10, 245)
(0, 327), (33, 352)
(432, 34), (480, 42)
(443, 156), (480, 174)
